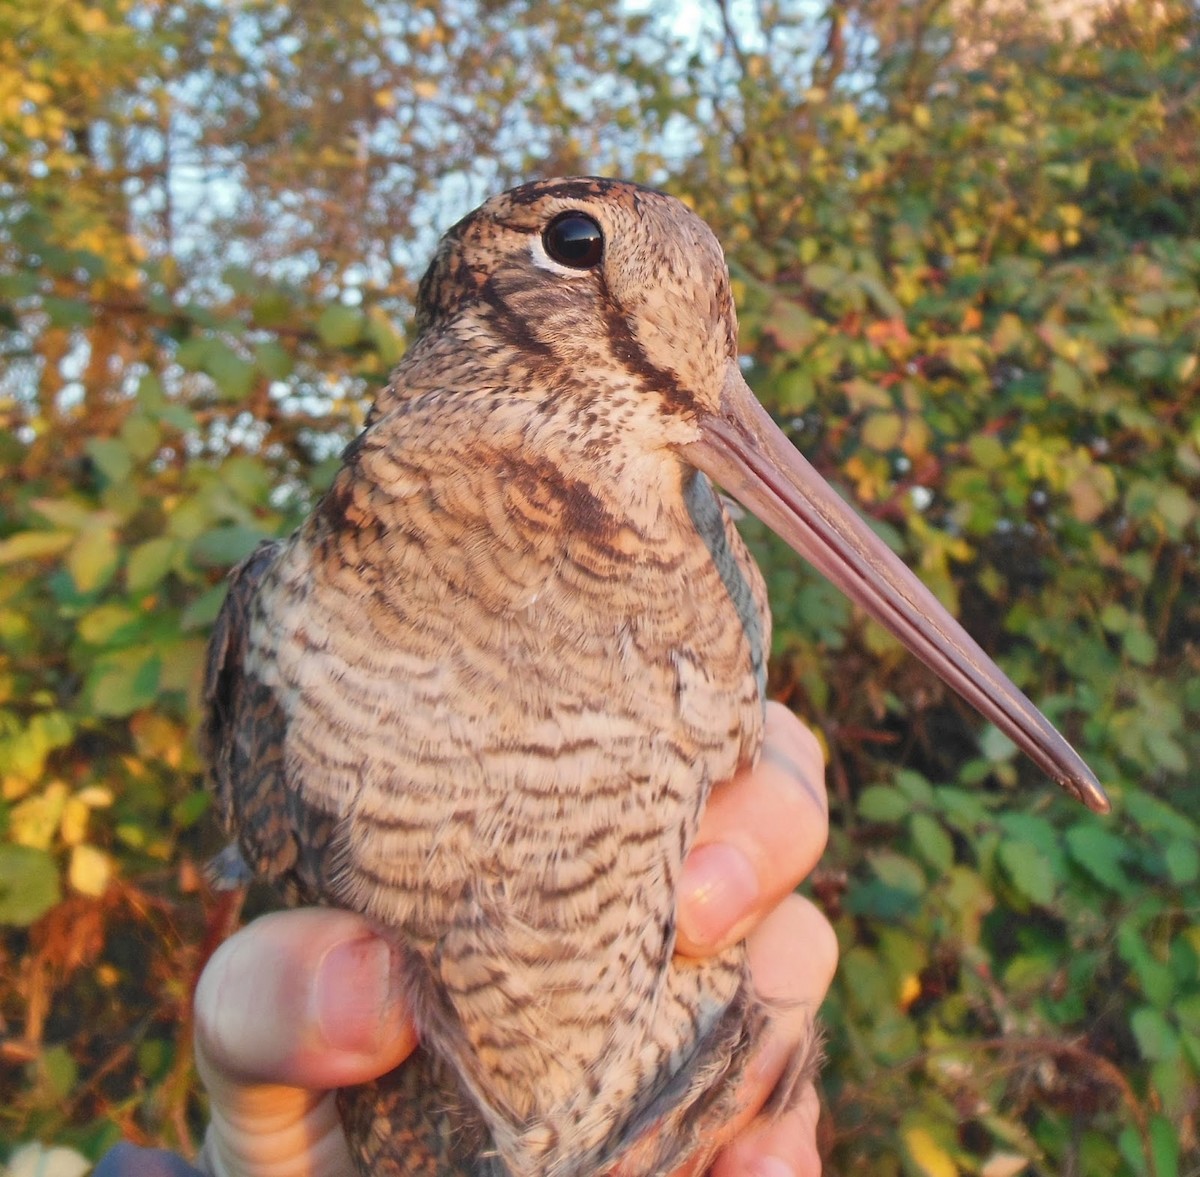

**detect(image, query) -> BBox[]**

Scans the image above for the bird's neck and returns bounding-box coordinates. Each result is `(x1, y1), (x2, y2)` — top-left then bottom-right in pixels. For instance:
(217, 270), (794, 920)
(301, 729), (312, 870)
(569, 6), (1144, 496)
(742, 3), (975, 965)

(333, 381), (701, 559)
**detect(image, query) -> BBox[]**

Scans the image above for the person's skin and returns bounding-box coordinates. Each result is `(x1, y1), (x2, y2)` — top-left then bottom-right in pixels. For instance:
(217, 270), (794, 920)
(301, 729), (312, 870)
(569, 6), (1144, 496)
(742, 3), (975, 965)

(99, 703), (836, 1177)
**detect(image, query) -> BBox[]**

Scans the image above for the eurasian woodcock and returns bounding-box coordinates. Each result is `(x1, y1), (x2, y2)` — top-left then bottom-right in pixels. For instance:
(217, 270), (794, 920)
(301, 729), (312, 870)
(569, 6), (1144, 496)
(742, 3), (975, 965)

(201, 177), (1108, 1177)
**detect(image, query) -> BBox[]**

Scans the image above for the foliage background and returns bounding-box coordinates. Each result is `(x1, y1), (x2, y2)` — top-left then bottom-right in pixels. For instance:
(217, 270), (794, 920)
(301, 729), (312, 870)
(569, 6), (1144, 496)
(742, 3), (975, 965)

(1, 0), (1197, 1174)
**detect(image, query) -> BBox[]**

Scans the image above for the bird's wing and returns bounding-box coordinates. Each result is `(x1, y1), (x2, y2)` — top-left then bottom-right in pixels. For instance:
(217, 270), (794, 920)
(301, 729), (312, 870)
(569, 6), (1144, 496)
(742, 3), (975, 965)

(199, 539), (312, 895)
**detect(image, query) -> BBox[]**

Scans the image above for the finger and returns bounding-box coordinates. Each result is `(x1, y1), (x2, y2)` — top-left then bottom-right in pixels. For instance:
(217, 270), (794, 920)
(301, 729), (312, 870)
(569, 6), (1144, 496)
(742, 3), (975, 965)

(669, 896), (838, 1177)
(707, 1083), (823, 1177)
(194, 907), (417, 1091)
(678, 703), (828, 955)
(194, 909), (418, 1177)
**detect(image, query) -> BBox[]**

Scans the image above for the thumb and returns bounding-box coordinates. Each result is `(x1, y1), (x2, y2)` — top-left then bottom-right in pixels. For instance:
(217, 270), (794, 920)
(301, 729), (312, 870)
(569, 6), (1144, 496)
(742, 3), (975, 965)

(194, 908), (416, 1177)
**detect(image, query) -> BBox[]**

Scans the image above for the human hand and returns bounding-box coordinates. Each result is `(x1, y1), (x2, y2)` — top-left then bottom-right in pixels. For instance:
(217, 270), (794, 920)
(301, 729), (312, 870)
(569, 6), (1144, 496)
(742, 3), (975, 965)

(105, 702), (834, 1177)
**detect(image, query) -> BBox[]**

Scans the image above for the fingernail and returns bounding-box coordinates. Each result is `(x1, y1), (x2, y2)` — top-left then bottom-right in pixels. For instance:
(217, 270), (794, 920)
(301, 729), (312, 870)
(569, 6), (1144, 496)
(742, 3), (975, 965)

(678, 842), (759, 950)
(748, 1159), (795, 1177)
(313, 935), (397, 1055)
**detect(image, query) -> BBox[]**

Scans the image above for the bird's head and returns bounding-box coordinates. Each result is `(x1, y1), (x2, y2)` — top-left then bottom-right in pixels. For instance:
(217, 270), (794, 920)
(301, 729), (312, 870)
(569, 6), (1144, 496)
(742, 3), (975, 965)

(412, 176), (738, 423)
(402, 177), (1108, 813)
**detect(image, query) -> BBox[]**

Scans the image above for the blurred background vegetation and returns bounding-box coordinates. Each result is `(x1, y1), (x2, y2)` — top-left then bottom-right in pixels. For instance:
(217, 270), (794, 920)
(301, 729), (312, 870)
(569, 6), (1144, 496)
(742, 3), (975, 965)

(1, 0), (1197, 1173)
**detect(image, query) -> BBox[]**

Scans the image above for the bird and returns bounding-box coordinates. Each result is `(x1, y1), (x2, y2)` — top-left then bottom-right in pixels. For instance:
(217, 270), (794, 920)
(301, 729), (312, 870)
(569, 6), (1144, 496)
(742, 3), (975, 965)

(200, 177), (1109, 1177)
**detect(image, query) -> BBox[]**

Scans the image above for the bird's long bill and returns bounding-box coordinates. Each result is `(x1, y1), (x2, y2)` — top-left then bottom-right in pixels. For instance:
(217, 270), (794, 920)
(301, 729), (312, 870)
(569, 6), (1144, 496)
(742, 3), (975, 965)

(683, 366), (1110, 813)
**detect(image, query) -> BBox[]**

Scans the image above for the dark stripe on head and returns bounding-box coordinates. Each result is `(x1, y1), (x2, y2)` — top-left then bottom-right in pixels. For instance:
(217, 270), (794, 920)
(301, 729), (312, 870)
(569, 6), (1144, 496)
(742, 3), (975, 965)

(477, 277), (558, 358)
(595, 269), (695, 415)
(500, 176), (659, 207)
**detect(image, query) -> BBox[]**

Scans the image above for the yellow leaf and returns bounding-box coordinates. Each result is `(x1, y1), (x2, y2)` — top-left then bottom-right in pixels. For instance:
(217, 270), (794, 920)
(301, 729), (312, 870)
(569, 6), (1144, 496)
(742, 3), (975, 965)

(69, 844), (113, 897)
(901, 416), (932, 460)
(862, 411), (903, 452)
(131, 711), (185, 762)
(11, 781), (70, 850)
(1067, 464), (1117, 523)
(899, 973), (922, 1010)
(76, 785), (114, 808)
(77, 7), (109, 32)
(3, 774), (35, 802)
(67, 527), (118, 593)
(60, 795), (90, 845)
(903, 1126), (959, 1177)
(0, 530), (74, 565)
(412, 79), (439, 100)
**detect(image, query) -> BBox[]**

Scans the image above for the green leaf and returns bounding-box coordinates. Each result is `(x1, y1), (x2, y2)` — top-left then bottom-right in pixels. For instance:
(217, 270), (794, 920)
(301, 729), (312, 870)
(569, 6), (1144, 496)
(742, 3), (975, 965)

(126, 537), (178, 592)
(869, 850), (926, 895)
(997, 840), (1057, 906)
(181, 582), (230, 631)
(220, 456), (271, 504)
(120, 414), (161, 461)
(366, 305), (406, 366)
(854, 274), (903, 319)
(996, 813), (1060, 859)
(1143, 728), (1189, 775)
(895, 770), (934, 805)
(137, 372), (168, 412)
(172, 791), (211, 829)
(85, 437), (133, 484)
(1117, 921), (1175, 1008)
(39, 1043), (79, 1101)
(1131, 1006), (1180, 1062)
(1049, 357), (1084, 403)
(1150, 1060), (1188, 1126)
(43, 295), (93, 328)
(1164, 839), (1199, 884)
(252, 289), (296, 327)
(1064, 823), (1131, 893)
(772, 366), (816, 411)
(910, 812), (954, 873)
(0, 845), (61, 926)
(804, 262), (844, 292)
(85, 649), (162, 717)
(858, 785), (909, 823)
(206, 340), (257, 401)
(255, 339), (294, 380)
(979, 725), (1017, 763)
(839, 946), (893, 1014)
(77, 603), (141, 645)
(317, 304), (364, 348)
(190, 524), (269, 568)
(1122, 626), (1157, 665)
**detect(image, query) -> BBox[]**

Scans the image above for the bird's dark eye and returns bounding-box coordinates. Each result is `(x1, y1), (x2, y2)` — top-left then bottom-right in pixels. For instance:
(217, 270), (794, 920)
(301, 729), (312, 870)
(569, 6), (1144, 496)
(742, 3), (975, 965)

(542, 212), (604, 269)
